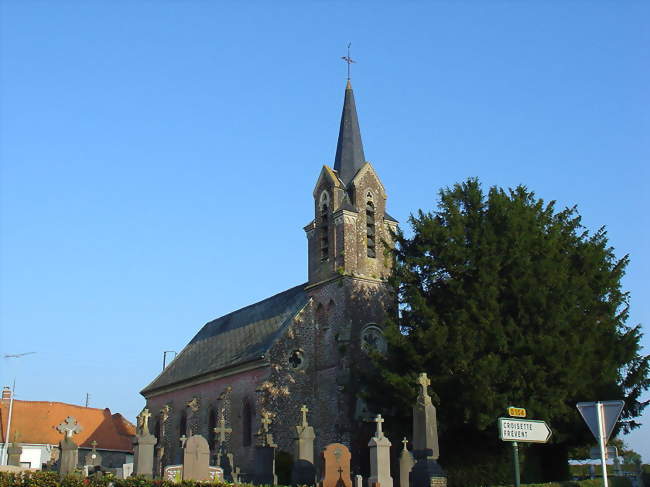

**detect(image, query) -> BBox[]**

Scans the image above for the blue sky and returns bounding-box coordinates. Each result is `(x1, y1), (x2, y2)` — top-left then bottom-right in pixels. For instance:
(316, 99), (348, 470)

(1, 0), (648, 462)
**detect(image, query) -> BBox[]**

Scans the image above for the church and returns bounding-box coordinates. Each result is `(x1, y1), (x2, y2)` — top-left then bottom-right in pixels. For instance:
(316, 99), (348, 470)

(140, 79), (398, 477)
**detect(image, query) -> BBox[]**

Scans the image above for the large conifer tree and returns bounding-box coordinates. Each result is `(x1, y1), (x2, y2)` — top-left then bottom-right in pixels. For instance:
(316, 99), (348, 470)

(365, 179), (648, 484)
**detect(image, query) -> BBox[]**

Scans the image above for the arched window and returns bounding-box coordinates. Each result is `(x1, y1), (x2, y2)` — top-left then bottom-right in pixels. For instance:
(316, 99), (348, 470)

(179, 411), (187, 438)
(366, 193), (376, 258)
(208, 407), (216, 448)
(320, 192), (330, 261)
(242, 400), (253, 447)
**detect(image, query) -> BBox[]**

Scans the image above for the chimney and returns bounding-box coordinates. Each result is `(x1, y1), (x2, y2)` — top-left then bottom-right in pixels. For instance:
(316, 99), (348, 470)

(1, 387), (11, 401)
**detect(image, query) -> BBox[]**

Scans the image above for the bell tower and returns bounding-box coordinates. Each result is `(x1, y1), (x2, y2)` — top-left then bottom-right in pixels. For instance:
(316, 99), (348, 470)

(304, 81), (398, 285)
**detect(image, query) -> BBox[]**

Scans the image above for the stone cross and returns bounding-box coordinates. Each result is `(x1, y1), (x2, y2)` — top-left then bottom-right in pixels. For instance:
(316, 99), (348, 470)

(138, 408), (152, 433)
(417, 373), (430, 394)
(180, 435), (188, 449)
(300, 404), (309, 427)
(56, 416), (82, 438)
(213, 408), (232, 444)
(402, 437), (408, 451)
(373, 414), (385, 438)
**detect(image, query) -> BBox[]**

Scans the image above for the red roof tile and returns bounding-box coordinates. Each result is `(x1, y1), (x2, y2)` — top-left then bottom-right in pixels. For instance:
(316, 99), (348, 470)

(0, 400), (135, 452)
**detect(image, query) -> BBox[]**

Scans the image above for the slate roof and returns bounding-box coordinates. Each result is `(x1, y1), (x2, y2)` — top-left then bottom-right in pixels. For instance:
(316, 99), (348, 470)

(334, 80), (366, 186)
(141, 283), (310, 395)
(0, 400), (135, 451)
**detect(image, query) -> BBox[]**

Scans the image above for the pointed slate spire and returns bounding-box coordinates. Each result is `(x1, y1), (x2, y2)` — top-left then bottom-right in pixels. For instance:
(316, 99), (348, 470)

(334, 80), (366, 186)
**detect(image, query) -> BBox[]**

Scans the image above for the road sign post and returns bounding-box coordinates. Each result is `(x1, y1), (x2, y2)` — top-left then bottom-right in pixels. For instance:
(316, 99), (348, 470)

(576, 401), (624, 487)
(499, 413), (552, 487)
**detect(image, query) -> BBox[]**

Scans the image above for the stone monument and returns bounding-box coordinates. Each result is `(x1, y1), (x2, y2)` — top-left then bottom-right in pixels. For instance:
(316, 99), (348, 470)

(133, 408), (157, 477)
(409, 373), (446, 487)
(254, 411), (277, 485)
(7, 442), (22, 467)
(56, 416), (82, 475)
(368, 414), (393, 487)
(182, 434), (210, 481)
(84, 440), (102, 466)
(321, 443), (352, 487)
(399, 438), (415, 487)
(291, 404), (316, 486)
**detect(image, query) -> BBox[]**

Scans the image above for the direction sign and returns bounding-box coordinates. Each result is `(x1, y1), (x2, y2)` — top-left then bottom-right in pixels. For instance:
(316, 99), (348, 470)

(576, 401), (624, 444)
(508, 407), (527, 418)
(498, 418), (552, 443)
(590, 446), (618, 460)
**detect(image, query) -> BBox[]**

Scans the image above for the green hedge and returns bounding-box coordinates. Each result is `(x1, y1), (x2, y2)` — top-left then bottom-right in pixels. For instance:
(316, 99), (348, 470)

(0, 472), (266, 487)
(0, 472), (637, 487)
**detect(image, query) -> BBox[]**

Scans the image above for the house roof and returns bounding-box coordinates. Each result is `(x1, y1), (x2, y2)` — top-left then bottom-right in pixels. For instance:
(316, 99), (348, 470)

(141, 283), (310, 396)
(0, 400), (135, 451)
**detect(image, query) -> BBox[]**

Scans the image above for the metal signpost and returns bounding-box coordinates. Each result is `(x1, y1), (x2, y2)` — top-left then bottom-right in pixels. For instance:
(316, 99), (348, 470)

(499, 409), (552, 487)
(576, 401), (624, 487)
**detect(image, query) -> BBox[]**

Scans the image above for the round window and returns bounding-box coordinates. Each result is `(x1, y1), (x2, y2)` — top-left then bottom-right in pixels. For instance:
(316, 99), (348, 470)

(361, 326), (387, 354)
(288, 350), (305, 369)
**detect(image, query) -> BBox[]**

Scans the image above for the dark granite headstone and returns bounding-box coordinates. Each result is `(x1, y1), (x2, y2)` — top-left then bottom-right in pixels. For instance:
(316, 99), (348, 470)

(409, 374), (446, 487)
(84, 440), (102, 466)
(254, 411), (277, 485)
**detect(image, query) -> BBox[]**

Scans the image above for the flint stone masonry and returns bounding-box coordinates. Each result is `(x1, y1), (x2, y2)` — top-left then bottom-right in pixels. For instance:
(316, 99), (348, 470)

(141, 82), (396, 478)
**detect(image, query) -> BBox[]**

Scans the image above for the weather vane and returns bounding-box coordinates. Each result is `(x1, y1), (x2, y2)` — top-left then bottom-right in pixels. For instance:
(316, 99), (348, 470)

(341, 42), (356, 80)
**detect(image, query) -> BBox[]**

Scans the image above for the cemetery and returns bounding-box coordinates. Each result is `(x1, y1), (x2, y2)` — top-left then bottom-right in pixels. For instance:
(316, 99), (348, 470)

(1, 373), (646, 486)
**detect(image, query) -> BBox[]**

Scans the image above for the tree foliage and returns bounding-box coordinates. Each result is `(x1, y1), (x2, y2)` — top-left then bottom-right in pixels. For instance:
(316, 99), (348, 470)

(364, 179), (649, 482)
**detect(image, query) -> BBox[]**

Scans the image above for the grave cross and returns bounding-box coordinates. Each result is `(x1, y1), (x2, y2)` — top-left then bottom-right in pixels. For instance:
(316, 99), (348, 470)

(401, 437), (409, 451)
(417, 373), (430, 392)
(300, 404), (309, 427)
(137, 408), (152, 433)
(180, 435), (187, 449)
(56, 416), (82, 438)
(213, 408), (232, 444)
(373, 414), (385, 438)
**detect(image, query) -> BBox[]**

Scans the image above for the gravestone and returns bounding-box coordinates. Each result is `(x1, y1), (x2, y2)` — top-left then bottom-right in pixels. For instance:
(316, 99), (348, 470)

(56, 416), (82, 475)
(355, 475), (363, 487)
(122, 462), (134, 478)
(368, 414), (393, 487)
(291, 404), (316, 486)
(84, 440), (102, 466)
(7, 443), (22, 467)
(254, 411), (277, 485)
(182, 434), (211, 481)
(133, 408), (157, 477)
(399, 438), (415, 487)
(409, 374), (446, 487)
(321, 443), (352, 487)
(213, 407), (235, 482)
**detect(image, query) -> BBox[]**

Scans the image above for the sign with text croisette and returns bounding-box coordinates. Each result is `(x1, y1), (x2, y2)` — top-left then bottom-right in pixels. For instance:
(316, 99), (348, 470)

(498, 418), (552, 443)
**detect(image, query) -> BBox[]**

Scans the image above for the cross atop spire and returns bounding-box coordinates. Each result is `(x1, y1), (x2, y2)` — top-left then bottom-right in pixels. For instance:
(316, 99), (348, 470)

(341, 43), (356, 81)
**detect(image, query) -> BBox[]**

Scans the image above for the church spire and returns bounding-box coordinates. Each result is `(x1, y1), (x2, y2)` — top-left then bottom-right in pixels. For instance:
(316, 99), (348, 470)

(333, 81), (366, 186)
